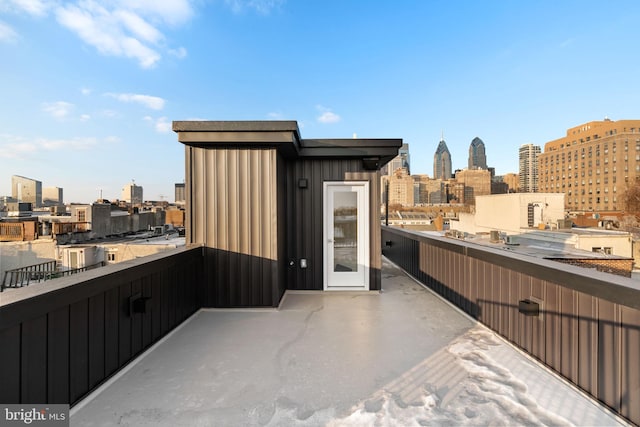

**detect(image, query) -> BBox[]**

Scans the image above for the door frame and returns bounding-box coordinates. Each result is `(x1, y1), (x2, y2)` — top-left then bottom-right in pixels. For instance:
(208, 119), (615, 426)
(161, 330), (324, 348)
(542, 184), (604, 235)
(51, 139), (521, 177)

(323, 181), (370, 291)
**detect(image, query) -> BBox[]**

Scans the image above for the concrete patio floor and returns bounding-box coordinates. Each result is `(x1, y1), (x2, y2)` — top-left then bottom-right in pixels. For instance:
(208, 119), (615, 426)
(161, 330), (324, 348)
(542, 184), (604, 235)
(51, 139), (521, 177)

(71, 258), (627, 426)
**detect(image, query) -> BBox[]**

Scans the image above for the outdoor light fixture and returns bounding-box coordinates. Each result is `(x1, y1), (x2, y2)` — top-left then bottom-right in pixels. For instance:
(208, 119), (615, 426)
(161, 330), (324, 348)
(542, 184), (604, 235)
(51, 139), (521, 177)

(362, 157), (380, 170)
(518, 299), (540, 316)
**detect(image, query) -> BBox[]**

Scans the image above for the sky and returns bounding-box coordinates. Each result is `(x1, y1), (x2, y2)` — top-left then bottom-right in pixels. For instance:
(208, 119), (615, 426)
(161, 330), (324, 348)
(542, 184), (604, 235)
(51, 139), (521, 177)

(1, 0), (640, 204)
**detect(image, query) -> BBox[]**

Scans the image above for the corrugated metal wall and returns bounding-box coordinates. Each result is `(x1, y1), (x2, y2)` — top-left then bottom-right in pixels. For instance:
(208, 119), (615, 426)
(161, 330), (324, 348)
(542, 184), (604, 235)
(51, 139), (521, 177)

(0, 247), (203, 405)
(286, 159), (381, 291)
(382, 226), (640, 425)
(186, 147), (280, 307)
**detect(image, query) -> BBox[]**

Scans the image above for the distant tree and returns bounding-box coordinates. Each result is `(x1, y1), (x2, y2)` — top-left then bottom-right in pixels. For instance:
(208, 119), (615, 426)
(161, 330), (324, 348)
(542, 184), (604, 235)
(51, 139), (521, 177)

(622, 177), (640, 216)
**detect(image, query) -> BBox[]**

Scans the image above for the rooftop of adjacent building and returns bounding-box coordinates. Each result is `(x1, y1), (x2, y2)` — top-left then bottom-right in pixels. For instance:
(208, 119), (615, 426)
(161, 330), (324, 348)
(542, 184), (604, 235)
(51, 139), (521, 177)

(68, 257), (627, 426)
(440, 228), (633, 261)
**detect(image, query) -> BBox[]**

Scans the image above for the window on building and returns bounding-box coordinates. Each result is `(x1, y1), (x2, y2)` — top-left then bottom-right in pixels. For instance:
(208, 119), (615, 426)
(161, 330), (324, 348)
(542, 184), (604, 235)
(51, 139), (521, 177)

(592, 247), (612, 255)
(78, 209), (86, 222)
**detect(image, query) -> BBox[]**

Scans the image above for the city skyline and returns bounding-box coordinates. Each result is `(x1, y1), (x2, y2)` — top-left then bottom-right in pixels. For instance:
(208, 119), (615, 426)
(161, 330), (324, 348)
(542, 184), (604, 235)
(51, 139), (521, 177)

(2, 1), (640, 203)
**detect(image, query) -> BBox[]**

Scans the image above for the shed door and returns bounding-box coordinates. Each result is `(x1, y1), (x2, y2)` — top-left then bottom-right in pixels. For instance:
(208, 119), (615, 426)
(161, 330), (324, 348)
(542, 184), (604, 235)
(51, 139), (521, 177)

(323, 182), (369, 290)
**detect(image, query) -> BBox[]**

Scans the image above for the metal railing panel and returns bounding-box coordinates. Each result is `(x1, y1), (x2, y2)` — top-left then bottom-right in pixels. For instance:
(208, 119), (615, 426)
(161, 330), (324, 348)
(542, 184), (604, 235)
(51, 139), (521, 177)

(382, 226), (640, 426)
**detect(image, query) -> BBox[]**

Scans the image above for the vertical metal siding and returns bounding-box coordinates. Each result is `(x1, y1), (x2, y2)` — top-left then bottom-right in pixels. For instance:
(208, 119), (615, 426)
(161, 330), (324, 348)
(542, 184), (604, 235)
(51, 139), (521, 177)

(382, 226), (640, 426)
(0, 247), (203, 406)
(188, 147), (279, 307)
(620, 306), (640, 422)
(287, 159), (380, 291)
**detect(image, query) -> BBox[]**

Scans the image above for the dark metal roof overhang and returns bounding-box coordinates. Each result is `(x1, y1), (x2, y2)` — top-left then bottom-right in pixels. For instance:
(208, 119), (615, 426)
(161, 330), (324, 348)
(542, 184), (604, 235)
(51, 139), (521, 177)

(173, 120), (402, 169)
(173, 120), (303, 158)
(299, 138), (403, 167)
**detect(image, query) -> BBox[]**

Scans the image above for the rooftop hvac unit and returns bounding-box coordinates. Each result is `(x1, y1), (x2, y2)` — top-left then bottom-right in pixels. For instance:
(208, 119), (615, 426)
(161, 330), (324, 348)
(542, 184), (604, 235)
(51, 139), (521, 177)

(505, 235), (519, 245)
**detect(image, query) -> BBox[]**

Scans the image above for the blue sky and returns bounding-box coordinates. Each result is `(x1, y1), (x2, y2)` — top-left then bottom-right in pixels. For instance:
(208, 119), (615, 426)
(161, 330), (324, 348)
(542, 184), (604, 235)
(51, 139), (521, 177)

(1, 0), (640, 204)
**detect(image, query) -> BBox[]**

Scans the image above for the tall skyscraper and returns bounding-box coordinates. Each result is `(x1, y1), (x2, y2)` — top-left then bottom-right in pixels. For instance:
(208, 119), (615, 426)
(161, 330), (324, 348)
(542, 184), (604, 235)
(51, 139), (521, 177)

(11, 175), (42, 207)
(519, 144), (541, 193)
(434, 138), (452, 180)
(382, 143), (410, 175)
(468, 137), (487, 170)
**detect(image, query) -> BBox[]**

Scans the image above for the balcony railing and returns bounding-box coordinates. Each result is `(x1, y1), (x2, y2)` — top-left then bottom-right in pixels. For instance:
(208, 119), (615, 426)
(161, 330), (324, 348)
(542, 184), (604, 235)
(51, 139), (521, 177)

(0, 246), (204, 406)
(1, 261), (107, 291)
(382, 225), (640, 426)
(2, 229), (639, 425)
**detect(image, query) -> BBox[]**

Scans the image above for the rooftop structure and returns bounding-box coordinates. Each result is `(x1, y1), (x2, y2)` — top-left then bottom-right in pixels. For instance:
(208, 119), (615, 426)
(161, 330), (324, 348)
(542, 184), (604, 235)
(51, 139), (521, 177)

(174, 120), (402, 303)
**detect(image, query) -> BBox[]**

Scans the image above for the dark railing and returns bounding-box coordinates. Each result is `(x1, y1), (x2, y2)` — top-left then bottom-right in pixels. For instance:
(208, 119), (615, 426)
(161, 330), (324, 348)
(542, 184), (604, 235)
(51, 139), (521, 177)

(1, 260), (57, 290)
(382, 226), (640, 426)
(1, 261), (107, 292)
(0, 246), (204, 406)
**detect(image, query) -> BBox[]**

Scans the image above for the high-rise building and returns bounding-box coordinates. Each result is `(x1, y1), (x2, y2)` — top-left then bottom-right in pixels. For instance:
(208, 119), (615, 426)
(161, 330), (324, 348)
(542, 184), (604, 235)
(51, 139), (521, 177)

(382, 143), (410, 175)
(434, 138), (452, 180)
(11, 175), (42, 207)
(468, 137), (487, 170)
(43, 186), (64, 206)
(175, 183), (186, 204)
(121, 182), (143, 205)
(384, 168), (414, 206)
(538, 118), (640, 211)
(519, 144), (541, 193)
(454, 169), (492, 205)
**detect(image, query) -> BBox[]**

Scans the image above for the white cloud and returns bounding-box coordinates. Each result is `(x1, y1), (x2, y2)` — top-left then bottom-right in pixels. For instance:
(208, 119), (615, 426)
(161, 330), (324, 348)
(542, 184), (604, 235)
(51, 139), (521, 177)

(80, 114), (91, 121)
(144, 115), (171, 133)
(154, 116), (171, 133)
(169, 46), (187, 59)
(225, 0), (284, 14)
(0, 134), (98, 159)
(101, 109), (119, 118)
(55, 1), (165, 68)
(39, 136), (97, 150)
(3, 0), (50, 16)
(267, 111), (284, 119)
(114, 9), (163, 44)
(0, 21), (18, 43)
(316, 105), (341, 124)
(81, 87), (92, 95)
(42, 101), (74, 119)
(117, 0), (194, 26)
(0, 136), (37, 159)
(106, 92), (166, 110)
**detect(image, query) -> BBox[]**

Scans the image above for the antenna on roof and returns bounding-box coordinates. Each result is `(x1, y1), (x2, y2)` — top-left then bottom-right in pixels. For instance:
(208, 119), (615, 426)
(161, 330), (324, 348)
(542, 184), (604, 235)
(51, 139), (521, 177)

(441, 130), (444, 141)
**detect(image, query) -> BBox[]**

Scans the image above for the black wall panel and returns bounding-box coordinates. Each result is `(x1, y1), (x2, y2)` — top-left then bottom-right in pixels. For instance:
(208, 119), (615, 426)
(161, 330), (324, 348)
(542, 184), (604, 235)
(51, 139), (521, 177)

(0, 247), (203, 406)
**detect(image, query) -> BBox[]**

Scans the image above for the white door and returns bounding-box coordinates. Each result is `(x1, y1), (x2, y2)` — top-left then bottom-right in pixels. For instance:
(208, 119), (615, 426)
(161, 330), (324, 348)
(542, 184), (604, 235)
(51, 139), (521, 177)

(324, 182), (369, 290)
